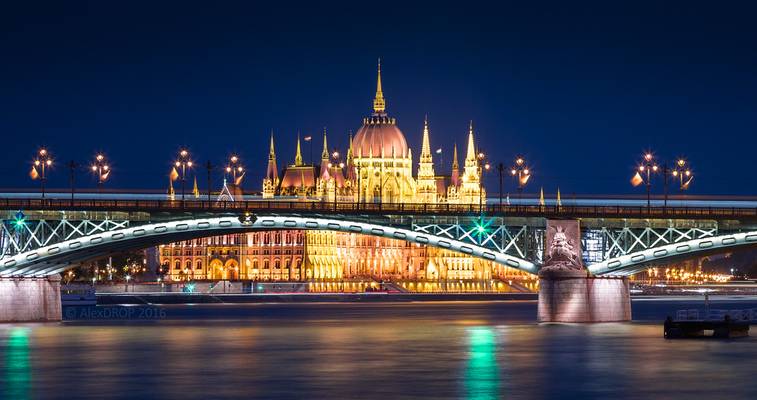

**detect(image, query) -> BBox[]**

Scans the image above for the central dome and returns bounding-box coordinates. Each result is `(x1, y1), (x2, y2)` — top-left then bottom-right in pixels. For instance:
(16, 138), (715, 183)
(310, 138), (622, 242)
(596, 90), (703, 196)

(352, 116), (409, 158)
(352, 61), (409, 158)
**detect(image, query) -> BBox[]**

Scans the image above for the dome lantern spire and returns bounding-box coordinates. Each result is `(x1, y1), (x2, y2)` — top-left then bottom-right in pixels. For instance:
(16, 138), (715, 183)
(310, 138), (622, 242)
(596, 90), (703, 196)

(373, 58), (386, 114)
(294, 132), (303, 166)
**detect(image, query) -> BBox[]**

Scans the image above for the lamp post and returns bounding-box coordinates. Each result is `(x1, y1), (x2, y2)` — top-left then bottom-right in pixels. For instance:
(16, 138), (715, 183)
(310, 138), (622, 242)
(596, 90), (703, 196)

(328, 150), (343, 211)
(225, 155), (244, 184)
(671, 158), (693, 190)
(175, 149), (193, 201)
(637, 152), (658, 209)
(510, 156), (530, 207)
(496, 162), (505, 210)
(476, 151), (490, 216)
(32, 148), (53, 198)
(68, 160), (79, 200)
(669, 158), (693, 207)
(91, 153), (110, 193)
(205, 161), (214, 202)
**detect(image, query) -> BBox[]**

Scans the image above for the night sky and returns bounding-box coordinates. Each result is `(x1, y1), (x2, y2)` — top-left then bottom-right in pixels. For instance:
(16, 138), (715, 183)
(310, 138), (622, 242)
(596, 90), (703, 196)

(2, 1), (756, 196)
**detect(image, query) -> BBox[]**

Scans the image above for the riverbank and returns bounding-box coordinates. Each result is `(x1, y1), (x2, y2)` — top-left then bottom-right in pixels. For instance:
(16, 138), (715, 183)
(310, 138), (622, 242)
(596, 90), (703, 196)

(94, 292), (757, 306)
(96, 292), (537, 305)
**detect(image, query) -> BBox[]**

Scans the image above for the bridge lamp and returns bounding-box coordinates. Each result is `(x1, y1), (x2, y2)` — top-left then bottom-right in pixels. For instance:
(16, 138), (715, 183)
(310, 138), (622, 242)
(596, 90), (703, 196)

(635, 152), (658, 209)
(226, 155), (244, 184)
(510, 156), (530, 204)
(31, 148), (53, 198)
(476, 152), (489, 215)
(176, 149), (193, 200)
(671, 158), (693, 191)
(91, 153), (110, 192)
(329, 150), (343, 207)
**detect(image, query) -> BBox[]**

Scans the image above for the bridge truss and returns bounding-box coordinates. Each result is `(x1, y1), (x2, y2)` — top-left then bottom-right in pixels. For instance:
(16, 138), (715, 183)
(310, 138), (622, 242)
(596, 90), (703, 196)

(581, 225), (718, 265)
(1, 213), (131, 259)
(410, 217), (545, 264)
(1, 208), (753, 277)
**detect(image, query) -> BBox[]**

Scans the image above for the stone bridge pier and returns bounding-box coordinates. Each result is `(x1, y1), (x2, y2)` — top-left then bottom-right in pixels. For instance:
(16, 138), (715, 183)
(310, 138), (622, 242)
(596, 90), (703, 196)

(0, 275), (62, 322)
(538, 269), (631, 323)
(537, 219), (631, 323)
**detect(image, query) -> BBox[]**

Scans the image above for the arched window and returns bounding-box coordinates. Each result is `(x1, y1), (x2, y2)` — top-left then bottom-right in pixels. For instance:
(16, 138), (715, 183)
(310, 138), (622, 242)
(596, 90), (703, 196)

(196, 260), (203, 270)
(174, 260), (180, 270)
(263, 260), (269, 270)
(274, 259), (280, 269)
(185, 260), (192, 270)
(253, 260), (259, 270)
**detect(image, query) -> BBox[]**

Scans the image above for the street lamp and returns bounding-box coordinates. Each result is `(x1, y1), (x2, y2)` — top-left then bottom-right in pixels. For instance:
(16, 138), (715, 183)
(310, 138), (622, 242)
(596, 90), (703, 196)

(328, 149), (343, 210)
(175, 149), (193, 201)
(476, 152), (490, 215)
(671, 158), (693, 191)
(225, 155), (244, 184)
(32, 148), (53, 198)
(635, 152), (659, 209)
(510, 156), (530, 206)
(91, 153), (110, 192)
(496, 162), (506, 209)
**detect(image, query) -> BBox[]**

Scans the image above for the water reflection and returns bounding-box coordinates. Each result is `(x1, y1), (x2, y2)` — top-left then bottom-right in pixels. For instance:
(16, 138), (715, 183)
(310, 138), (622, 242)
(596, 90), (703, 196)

(0, 301), (756, 399)
(465, 327), (500, 399)
(4, 327), (31, 400)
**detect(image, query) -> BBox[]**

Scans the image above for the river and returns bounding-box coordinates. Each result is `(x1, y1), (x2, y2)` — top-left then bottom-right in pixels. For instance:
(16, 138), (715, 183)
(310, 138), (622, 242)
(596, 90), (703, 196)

(1, 298), (756, 399)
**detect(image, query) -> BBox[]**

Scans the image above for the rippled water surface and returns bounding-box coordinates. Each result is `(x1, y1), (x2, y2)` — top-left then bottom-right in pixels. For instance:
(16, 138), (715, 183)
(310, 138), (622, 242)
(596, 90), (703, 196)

(1, 300), (757, 399)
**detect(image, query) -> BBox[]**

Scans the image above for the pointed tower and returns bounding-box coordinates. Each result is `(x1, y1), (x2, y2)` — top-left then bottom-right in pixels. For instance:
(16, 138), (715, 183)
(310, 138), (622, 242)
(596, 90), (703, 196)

(266, 132), (278, 181)
(416, 116), (436, 203)
(450, 143), (460, 187)
(463, 121), (478, 174)
(294, 133), (303, 166)
(346, 131), (356, 182)
(373, 58), (386, 115)
(262, 131), (279, 198)
(319, 128), (330, 179)
(458, 121), (484, 204)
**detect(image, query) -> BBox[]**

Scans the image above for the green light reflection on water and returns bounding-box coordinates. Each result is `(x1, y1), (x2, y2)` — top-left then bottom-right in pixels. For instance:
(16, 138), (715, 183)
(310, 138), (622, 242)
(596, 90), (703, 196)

(4, 327), (31, 400)
(465, 326), (500, 400)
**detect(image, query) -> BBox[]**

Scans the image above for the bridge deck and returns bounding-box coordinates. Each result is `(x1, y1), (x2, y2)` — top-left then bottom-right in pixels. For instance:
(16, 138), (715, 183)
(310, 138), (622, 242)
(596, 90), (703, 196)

(0, 198), (755, 220)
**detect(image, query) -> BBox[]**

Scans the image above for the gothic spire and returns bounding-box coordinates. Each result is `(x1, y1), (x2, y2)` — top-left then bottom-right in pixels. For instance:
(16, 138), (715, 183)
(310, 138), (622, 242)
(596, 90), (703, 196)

(294, 132), (303, 166)
(420, 115), (432, 162)
(346, 130), (354, 164)
(465, 120), (476, 165)
(452, 142), (459, 170)
(373, 58), (386, 114)
(266, 131), (278, 181)
(450, 142), (460, 187)
(321, 127), (329, 160)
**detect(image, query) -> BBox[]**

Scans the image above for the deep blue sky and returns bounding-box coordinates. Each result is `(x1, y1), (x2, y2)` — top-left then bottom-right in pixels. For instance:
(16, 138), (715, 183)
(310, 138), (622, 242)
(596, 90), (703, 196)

(1, 1), (756, 196)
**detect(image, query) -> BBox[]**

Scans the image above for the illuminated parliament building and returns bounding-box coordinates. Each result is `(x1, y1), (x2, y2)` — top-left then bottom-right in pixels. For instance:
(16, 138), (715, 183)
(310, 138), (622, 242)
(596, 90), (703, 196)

(159, 63), (534, 292)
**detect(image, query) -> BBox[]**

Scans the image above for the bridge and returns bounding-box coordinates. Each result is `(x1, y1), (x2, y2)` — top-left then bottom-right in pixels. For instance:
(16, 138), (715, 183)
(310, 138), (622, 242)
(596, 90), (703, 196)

(1, 196), (756, 323)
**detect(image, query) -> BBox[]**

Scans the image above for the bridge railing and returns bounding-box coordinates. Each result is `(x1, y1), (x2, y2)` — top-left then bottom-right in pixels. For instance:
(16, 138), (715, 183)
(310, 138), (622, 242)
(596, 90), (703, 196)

(0, 198), (756, 220)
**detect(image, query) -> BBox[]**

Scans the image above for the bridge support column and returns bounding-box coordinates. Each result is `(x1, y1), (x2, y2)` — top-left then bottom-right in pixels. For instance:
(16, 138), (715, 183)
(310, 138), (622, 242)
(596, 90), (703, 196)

(538, 270), (631, 323)
(0, 275), (62, 322)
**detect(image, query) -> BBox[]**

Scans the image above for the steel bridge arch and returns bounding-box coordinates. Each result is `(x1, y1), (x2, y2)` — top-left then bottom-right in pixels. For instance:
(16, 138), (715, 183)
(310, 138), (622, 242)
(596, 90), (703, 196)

(0, 215), (538, 278)
(588, 230), (757, 276)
